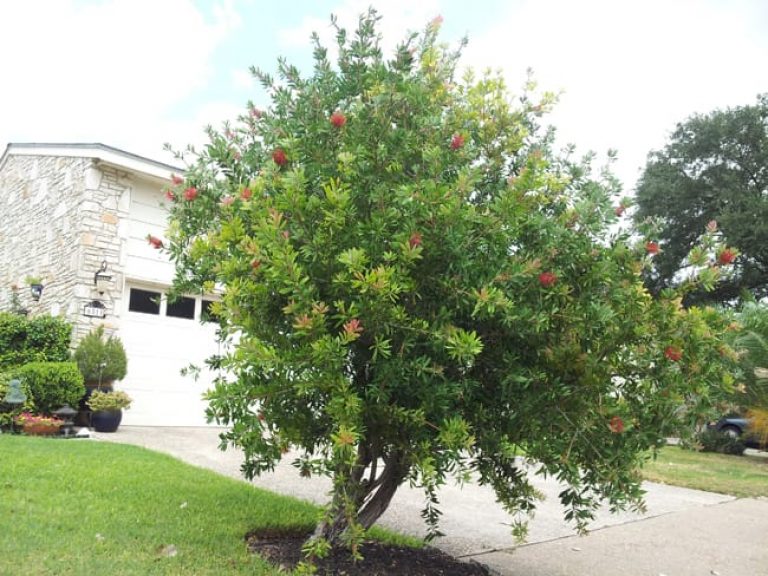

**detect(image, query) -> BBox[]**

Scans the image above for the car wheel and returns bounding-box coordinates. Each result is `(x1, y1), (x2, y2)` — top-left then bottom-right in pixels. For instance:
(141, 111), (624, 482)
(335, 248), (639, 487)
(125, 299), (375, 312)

(720, 425), (741, 439)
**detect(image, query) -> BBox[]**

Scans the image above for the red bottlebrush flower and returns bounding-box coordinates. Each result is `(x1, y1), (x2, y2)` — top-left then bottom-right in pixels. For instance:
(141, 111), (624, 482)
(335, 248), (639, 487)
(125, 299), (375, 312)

(220, 195), (234, 207)
(183, 187), (198, 201)
(240, 187), (252, 200)
(609, 416), (624, 434)
(165, 189), (175, 202)
(450, 133), (465, 150)
(431, 14), (444, 27)
(718, 248), (736, 265)
(330, 111), (347, 128)
(614, 205), (626, 217)
(147, 235), (163, 249)
(171, 174), (184, 186)
(343, 318), (363, 336)
(538, 271), (557, 288)
(272, 148), (287, 166)
(250, 107), (263, 119)
(251, 258), (261, 270)
(646, 241), (660, 255)
(409, 231), (423, 249)
(664, 346), (682, 362)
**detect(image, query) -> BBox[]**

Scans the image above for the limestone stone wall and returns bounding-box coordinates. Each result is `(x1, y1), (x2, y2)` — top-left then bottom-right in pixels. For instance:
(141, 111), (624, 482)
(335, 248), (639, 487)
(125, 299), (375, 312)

(0, 154), (131, 342)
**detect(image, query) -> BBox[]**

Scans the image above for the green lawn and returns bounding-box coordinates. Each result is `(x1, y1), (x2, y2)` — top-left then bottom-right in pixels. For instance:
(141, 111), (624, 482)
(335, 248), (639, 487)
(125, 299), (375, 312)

(642, 446), (768, 498)
(0, 435), (416, 575)
(5, 437), (765, 575)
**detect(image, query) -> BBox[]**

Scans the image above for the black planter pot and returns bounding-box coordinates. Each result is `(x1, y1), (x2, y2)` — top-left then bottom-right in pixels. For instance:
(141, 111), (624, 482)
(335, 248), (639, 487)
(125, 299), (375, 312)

(75, 383), (114, 427)
(91, 410), (122, 433)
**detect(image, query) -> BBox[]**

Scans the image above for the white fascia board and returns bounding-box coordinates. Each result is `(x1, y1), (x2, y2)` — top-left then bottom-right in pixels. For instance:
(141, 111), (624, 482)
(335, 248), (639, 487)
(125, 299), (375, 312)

(2, 143), (184, 182)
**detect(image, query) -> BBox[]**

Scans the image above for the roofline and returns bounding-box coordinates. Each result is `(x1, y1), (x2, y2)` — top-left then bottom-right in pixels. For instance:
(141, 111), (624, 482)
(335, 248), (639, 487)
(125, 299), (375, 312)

(0, 142), (184, 180)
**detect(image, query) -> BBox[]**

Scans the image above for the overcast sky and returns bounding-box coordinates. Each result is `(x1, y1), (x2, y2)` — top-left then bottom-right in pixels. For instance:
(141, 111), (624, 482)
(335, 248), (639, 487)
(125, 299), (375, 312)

(0, 0), (765, 191)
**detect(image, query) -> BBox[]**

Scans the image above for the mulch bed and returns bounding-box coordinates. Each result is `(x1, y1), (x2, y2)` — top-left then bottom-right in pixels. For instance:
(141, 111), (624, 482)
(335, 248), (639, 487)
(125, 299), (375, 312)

(245, 528), (491, 575)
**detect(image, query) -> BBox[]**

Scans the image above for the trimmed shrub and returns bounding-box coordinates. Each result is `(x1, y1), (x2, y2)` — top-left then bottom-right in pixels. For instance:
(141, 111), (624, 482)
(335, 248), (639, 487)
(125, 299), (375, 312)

(0, 313), (72, 371)
(73, 326), (127, 385)
(9, 362), (85, 414)
(697, 428), (746, 455)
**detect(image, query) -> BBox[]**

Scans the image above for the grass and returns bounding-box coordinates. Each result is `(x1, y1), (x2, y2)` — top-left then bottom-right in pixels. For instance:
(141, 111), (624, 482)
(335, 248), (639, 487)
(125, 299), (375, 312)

(0, 435), (419, 575)
(642, 446), (768, 498)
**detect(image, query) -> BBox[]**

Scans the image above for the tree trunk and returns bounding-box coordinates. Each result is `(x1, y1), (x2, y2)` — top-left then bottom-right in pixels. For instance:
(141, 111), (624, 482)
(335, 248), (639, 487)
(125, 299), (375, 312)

(310, 449), (406, 548)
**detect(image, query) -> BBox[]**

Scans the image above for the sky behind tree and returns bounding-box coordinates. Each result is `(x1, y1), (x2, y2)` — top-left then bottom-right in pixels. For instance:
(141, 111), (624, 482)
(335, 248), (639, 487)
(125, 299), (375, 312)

(0, 0), (765, 191)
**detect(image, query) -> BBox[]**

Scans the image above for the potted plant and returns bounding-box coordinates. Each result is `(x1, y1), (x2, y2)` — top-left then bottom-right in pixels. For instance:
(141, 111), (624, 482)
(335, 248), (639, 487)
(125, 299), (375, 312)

(87, 390), (132, 432)
(73, 326), (128, 388)
(15, 412), (63, 436)
(73, 326), (128, 425)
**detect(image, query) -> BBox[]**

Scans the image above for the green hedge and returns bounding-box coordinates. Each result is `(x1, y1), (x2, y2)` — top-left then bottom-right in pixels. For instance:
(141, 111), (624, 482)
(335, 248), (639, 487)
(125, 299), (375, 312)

(0, 313), (72, 371)
(7, 362), (85, 414)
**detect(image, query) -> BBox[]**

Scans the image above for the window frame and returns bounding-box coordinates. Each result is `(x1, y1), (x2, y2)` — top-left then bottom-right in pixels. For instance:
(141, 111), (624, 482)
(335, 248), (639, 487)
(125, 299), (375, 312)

(125, 285), (219, 324)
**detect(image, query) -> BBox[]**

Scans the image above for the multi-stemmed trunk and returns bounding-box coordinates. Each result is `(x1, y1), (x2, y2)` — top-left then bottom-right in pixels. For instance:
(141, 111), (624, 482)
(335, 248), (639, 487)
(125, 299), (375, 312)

(311, 445), (407, 547)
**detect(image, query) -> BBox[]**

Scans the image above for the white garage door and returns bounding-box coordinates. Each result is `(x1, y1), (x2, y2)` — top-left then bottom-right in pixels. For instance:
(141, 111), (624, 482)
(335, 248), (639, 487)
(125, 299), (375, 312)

(118, 284), (223, 426)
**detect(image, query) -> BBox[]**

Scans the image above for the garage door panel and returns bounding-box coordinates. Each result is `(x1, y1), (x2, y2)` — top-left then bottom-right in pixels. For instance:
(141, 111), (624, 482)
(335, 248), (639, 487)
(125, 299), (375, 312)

(119, 284), (222, 426)
(125, 389), (214, 427)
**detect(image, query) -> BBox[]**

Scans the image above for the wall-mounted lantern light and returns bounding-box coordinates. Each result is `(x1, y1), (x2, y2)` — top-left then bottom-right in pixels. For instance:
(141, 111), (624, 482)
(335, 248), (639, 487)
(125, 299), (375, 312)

(94, 260), (112, 294)
(29, 283), (44, 301)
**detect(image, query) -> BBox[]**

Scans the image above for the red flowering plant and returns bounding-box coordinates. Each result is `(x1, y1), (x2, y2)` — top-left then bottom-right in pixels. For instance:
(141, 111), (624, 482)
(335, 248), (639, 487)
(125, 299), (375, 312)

(15, 412), (63, 429)
(163, 9), (738, 560)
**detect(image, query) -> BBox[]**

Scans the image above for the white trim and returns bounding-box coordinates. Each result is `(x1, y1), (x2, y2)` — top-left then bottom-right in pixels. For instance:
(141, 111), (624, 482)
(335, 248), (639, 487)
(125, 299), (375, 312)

(1, 143), (183, 182)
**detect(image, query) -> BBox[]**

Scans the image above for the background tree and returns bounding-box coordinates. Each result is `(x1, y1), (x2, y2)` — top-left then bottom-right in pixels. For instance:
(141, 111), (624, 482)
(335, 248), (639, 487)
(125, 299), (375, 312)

(724, 301), (768, 446)
(633, 94), (768, 305)
(729, 301), (768, 410)
(164, 11), (737, 559)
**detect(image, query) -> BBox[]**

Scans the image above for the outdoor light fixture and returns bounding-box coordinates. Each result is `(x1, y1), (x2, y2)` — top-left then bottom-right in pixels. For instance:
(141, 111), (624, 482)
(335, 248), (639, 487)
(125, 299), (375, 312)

(29, 283), (43, 301)
(3, 380), (26, 434)
(53, 404), (78, 437)
(94, 260), (112, 294)
(3, 379), (26, 406)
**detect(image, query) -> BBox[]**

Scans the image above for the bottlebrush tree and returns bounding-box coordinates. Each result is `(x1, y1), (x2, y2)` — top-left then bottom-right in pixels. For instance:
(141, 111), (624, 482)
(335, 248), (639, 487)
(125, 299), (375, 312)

(163, 10), (737, 557)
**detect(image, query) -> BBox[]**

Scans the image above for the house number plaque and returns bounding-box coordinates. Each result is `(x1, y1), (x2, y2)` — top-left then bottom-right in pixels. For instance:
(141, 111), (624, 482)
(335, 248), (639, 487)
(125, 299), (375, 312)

(83, 300), (106, 318)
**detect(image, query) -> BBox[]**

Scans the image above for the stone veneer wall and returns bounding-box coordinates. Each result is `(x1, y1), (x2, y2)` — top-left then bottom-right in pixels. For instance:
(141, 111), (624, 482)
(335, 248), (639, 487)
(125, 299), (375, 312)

(0, 154), (131, 342)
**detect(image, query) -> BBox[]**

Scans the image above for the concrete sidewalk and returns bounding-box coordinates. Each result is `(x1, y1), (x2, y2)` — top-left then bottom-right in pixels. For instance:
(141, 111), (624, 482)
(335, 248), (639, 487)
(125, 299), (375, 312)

(96, 426), (768, 575)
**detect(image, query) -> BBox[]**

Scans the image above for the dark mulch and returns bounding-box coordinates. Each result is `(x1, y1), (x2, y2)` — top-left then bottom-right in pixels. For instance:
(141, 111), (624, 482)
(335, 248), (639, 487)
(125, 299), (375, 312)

(245, 528), (491, 575)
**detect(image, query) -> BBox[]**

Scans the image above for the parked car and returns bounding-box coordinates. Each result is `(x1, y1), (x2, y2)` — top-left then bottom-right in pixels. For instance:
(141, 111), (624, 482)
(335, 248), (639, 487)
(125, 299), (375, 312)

(709, 416), (763, 448)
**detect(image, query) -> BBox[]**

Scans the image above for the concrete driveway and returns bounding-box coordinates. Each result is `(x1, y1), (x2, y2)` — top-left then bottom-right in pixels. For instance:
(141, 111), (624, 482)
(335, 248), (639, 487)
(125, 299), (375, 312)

(96, 426), (768, 576)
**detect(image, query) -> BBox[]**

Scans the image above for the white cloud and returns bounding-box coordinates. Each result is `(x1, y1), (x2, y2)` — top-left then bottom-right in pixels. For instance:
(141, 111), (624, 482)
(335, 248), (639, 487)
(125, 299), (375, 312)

(160, 100), (245, 160)
(231, 69), (255, 90)
(0, 0), (240, 161)
(461, 0), (768, 190)
(277, 0), (440, 59)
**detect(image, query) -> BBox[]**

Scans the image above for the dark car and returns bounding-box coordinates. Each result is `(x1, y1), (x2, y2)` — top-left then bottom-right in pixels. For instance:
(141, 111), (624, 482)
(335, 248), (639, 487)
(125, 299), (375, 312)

(709, 416), (763, 448)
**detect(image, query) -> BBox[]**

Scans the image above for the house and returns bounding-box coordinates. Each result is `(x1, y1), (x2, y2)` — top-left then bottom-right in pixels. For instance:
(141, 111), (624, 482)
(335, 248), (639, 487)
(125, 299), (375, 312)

(0, 143), (220, 426)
